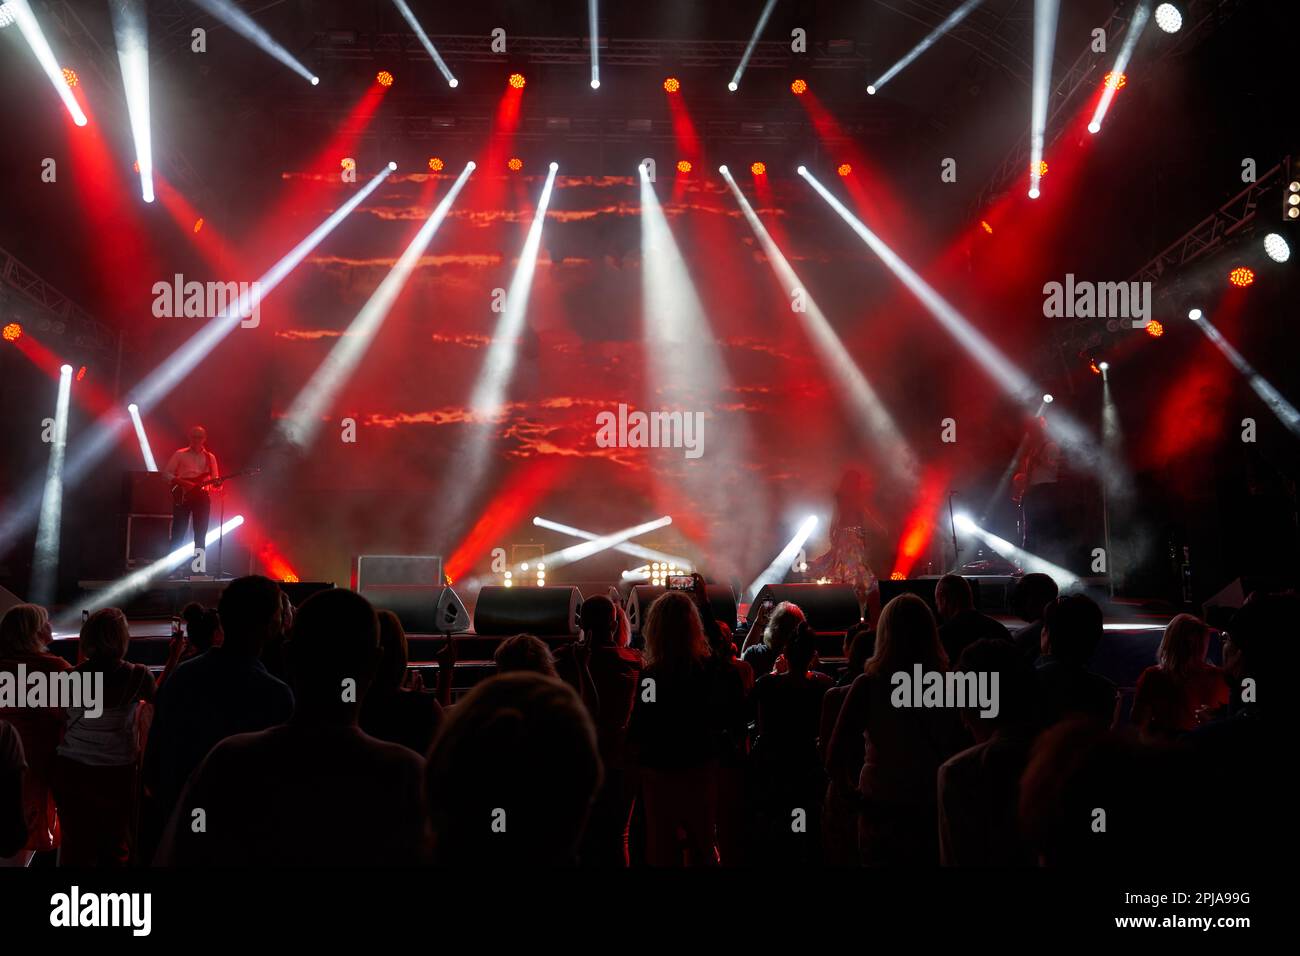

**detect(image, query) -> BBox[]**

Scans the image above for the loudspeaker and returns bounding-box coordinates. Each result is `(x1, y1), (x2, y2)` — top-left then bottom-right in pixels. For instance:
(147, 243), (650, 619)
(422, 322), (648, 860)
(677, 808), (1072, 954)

(360, 585), (470, 635)
(352, 554), (443, 590)
(279, 581), (336, 607)
(747, 583), (861, 632)
(625, 584), (738, 634)
(473, 585), (581, 636)
(875, 576), (987, 615)
(0, 585), (23, 617)
(123, 471), (173, 515)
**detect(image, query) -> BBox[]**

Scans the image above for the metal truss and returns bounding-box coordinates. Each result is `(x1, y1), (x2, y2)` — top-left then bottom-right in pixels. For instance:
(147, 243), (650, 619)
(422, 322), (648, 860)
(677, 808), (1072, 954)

(307, 33), (870, 70)
(0, 244), (114, 350)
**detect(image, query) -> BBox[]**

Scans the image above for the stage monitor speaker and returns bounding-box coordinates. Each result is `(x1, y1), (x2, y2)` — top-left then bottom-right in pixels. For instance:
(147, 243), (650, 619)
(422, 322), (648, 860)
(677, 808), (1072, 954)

(473, 586), (581, 637)
(625, 584), (738, 634)
(360, 584), (470, 635)
(0, 585), (23, 617)
(747, 583), (861, 632)
(123, 471), (173, 515)
(279, 581), (335, 607)
(352, 554), (443, 590)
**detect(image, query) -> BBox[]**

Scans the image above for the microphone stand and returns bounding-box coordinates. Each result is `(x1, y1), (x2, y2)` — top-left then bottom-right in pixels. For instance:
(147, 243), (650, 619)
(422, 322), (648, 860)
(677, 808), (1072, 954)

(947, 491), (961, 573)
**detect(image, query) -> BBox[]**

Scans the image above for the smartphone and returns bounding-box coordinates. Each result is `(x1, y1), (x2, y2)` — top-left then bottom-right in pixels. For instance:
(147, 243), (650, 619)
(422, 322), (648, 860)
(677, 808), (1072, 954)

(666, 574), (695, 590)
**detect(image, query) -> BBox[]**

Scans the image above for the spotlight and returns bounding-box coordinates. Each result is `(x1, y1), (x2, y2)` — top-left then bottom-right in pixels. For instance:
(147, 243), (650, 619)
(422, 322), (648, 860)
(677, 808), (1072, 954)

(718, 164), (728, 174)
(2, 322), (22, 342)
(467, 160), (476, 170)
(193, 218), (204, 233)
(76, 365), (86, 382)
(1088, 121), (1101, 134)
(1098, 361), (1110, 371)
(1154, 3), (1183, 33)
(1287, 180), (1300, 220)
(727, 80), (738, 92)
(60, 363), (72, 374)
(62, 67), (78, 87)
(1103, 71), (1127, 91)
(387, 161), (397, 171)
(376, 70), (394, 87)
(1146, 319), (1165, 337)
(1188, 308), (1202, 321)
(449, 78), (458, 88)
(663, 76), (680, 93)
(1228, 266), (1255, 288)
(750, 161), (766, 176)
(790, 78), (807, 95)
(507, 157), (523, 171)
(1042, 393), (1054, 404)
(676, 160), (692, 173)
(549, 161), (558, 171)
(310, 75), (319, 86)
(1033, 160), (1048, 177)
(866, 84), (876, 95)
(1264, 232), (1291, 263)
(890, 571), (904, 581)
(428, 157), (444, 172)
(1028, 187), (1040, 199)
(980, 220), (993, 234)
(521, 562), (529, 571)
(590, 79), (599, 89)
(837, 163), (851, 177)
(508, 72), (526, 89)
(796, 164), (807, 175)
(341, 157), (356, 171)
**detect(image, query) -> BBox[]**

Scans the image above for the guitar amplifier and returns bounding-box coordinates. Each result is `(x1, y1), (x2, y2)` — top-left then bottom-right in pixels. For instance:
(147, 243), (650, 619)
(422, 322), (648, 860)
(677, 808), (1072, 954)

(351, 554), (444, 590)
(123, 471), (173, 515)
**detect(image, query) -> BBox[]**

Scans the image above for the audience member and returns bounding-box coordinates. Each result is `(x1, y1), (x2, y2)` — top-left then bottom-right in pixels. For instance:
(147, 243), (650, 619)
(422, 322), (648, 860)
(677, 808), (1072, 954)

(157, 588), (426, 865)
(827, 594), (968, 865)
(1131, 613), (1229, 738)
(493, 633), (558, 677)
(0, 604), (71, 864)
(935, 574), (1011, 664)
(52, 608), (155, 866)
(359, 610), (444, 755)
(937, 638), (1037, 866)
(1034, 595), (1118, 728)
(426, 671), (601, 865)
(159, 603), (222, 687)
(628, 591), (745, 865)
(818, 623), (873, 865)
(143, 576), (294, 844)
(751, 620), (833, 863)
(0, 720), (27, 859)
(741, 600), (804, 678)
(1009, 573), (1059, 661)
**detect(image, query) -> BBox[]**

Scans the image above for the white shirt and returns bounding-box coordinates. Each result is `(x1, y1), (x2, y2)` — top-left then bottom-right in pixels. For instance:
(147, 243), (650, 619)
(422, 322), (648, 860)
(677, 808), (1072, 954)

(163, 447), (218, 484)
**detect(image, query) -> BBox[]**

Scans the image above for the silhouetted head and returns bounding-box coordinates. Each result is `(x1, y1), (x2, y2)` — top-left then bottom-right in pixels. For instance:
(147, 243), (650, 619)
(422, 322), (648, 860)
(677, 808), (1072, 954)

(285, 588), (380, 719)
(425, 672), (601, 865)
(866, 593), (946, 676)
(1042, 594), (1103, 666)
(181, 602), (221, 653)
(1011, 573), (1058, 623)
(494, 633), (557, 678)
(580, 595), (617, 645)
(216, 575), (282, 656)
(79, 607), (130, 663)
(935, 574), (974, 621)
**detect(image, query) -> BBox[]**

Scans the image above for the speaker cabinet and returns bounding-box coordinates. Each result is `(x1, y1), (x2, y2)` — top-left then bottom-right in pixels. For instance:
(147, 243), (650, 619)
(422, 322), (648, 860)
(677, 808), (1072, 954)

(123, 471), (173, 516)
(351, 554), (443, 590)
(473, 585), (581, 637)
(360, 585), (470, 635)
(625, 584), (738, 634)
(747, 583), (861, 632)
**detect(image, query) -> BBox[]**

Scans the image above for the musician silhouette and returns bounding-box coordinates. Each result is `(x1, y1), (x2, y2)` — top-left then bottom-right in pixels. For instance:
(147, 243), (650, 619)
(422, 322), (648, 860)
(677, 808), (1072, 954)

(163, 426), (220, 566)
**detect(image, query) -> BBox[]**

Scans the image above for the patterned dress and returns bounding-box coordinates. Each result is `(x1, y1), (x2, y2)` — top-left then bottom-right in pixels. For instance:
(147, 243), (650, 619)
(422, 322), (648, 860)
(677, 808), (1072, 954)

(808, 521), (878, 606)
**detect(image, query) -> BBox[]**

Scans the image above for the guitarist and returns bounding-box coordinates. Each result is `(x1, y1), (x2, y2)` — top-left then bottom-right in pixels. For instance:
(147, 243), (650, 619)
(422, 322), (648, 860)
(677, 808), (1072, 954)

(163, 426), (220, 560)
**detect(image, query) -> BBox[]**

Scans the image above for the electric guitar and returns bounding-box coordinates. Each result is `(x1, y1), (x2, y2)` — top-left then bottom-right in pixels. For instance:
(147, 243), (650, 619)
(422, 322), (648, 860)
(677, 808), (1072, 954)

(170, 467), (260, 506)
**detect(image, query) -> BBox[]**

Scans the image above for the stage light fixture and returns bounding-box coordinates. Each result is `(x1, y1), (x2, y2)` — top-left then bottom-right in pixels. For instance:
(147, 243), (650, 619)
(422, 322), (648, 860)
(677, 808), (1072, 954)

(341, 157), (356, 171)
(448, 78), (458, 88)
(796, 164), (806, 175)
(980, 220), (993, 234)
(1188, 308), (1202, 321)
(549, 161), (558, 171)
(1034, 160), (1048, 177)
(867, 0), (983, 95)
(1154, 3), (1183, 33)
(311, 75), (319, 85)
(1042, 393), (1054, 404)
(1228, 266), (1255, 288)
(728, 81), (738, 92)
(730, 0), (777, 92)
(676, 160), (692, 173)
(428, 157), (444, 172)
(791, 78), (807, 95)
(866, 85), (877, 95)
(1104, 71), (1127, 90)
(837, 163), (852, 177)
(390, 0), (458, 88)
(109, 0), (154, 203)
(1028, 187), (1040, 199)
(1028, 0), (1060, 199)
(189, 0), (317, 83)
(76, 365), (86, 381)
(750, 161), (766, 176)
(193, 218), (204, 233)
(588, 0), (600, 90)
(1088, 121), (1101, 134)
(387, 161), (397, 171)
(376, 70), (393, 86)
(62, 66), (78, 87)
(126, 402), (157, 471)
(1264, 232), (1290, 263)
(2, 322), (21, 342)
(1285, 180), (1300, 220)
(1098, 361), (1110, 371)
(8, 1), (88, 125)
(663, 76), (680, 93)
(507, 157), (523, 171)
(718, 164), (729, 174)
(1147, 319), (1165, 336)
(591, 79), (600, 89)
(509, 72), (526, 89)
